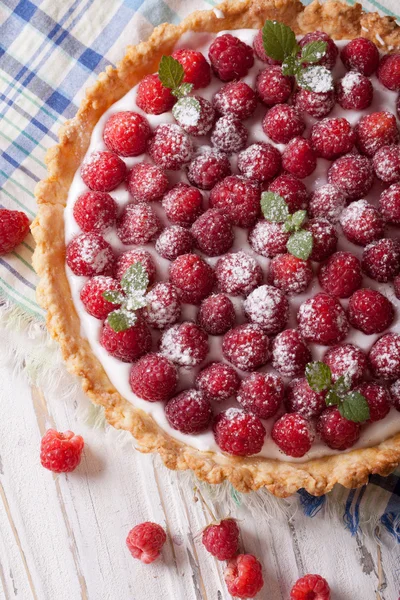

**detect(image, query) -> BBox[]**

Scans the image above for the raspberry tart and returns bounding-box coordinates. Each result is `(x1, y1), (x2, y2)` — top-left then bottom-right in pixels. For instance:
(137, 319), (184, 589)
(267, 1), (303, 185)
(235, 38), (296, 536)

(33, 0), (400, 497)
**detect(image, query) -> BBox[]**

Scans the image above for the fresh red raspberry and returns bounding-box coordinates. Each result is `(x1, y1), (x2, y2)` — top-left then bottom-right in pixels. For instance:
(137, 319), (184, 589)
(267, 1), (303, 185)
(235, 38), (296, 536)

(311, 117), (355, 160)
(268, 174), (309, 213)
(136, 73), (176, 114)
(115, 249), (156, 283)
(298, 292), (349, 345)
(148, 124), (193, 170)
(171, 48), (211, 89)
(362, 238), (400, 282)
(81, 151), (126, 192)
(285, 378), (327, 419)
(237, 372), (284, 419)
(169, 253), (215, 304)
(317, 407), (361, 450)
(262, 104), (305, 144)
(195, 362), (240, 402)
(129, 353), (178, 402)
(66, 233), (114, 276)
(0, 209), (30, 255)
(165, 390), (212, 433)
(155, 226), (193, 261)
(253, 29), (281, 64)
(216, 251), (263, 296)
(348, 288), (394, 334)
(162, 182), (203, 226)
(213, 408), (266, 456)
(341, 37), (380, 76)
(173, 96), (215, 136)
(282, 137), (317, 179)
(318, 252), (362, 298)
(117, 204), (161, 245)
(309, 184), (346, 223)
(249, 220), (290, 258)
(328, 154), (374, 201)
(197, 294), (236, 335)
(336, 72), (373, 110)
(395, 275), (400, 300)
(355, 382), (391, 422)
(304, 218), (338, 262)
(237, 142), (281, 182)
(243, 284), (289, 334)
(211, 115), (248, 154)
(80, 276), (122, 319)
(294, 88), (335, 118)
(202, 519), (239, 561)
(355, 111), (399, 157)
(324, 343), (367, 387)
(160, 322), (208, 367)
(379, 182), (400, 224)
(390, 379), (400, 411)
(299, 31), (338, 69)
(210, 176), (261, 227)
(272, 413), (315, 458)
(369, 333), (400, 379)
(187, 149), (231, 190)
(143, 282), (181, 330)
(224, 554), (264, 599)
(213, 81), (257, 120)
(222, 324), (271, 371)
(73, 191), (117, 233)
(272, 329), (311, 378)
(127, 163), (168, 203)
(256, 66), (293, 106)
(126, 522), (166, 564)
(340, 200), (384, 246)
(100, 318), (152, 362)
(290, 574), (331, 600)
(378, 53), (400, 91)
(208, 33), (254, 81)
(40, 429), (84, 473)
(103, 111), (151, 156)
(191, 208), (234, 256)
(268, 254), (313, 294)
(373, 145), (400, 183)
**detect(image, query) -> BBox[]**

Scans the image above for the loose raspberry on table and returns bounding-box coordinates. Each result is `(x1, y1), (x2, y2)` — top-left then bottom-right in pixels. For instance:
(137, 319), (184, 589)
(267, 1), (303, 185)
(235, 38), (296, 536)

(324, 343), (367, 387)
(318, 251), (362, 298)
(290, 574), (331, 600)
(216, 251), (263, 296)
(0, 209), (30, 255)
(336, 71), (373, 110)
(378, 52), (400, 91)
(202, 519), (239, 561)
(165, 390), (212, 433)
(268, 174), (309, 213)
(309, 184), (346, 224)
(213, 408), (266, 456)
(355, 382), (391, 422)
(285, 378), (327, 419)
(40, 429), (84, 473)
(355, 111), (399, 157)
(195, 362), (240, 402)
(115, 249), (156, 284)
(103, 111), (151, 156)
(390, 379), (400, 411)
(268, 254), (313, 295)
(173, 96), (215, 136)
(213, 81), (257, 120)
(379, 183), (400, 224)
(197, 294), (236, 335)
(117, 204), (161, 245)
(244, 284), (289, 334)
(249, 220), (290, 258)
(373, 145), (400, 183)
(129, 353), (178, 402)
(311, 117), (355, 160)
(349, 288), (394, 335)
(81, 151), (126, 192)
(136, 73), (176, 114)
(272, 413), (315, 458)
(155, 226), (194, 261)
(362, 238), (400, 282)
(148, 124), (193, 170)
(272, 329), (311, 378)
(162, 182), (203, 226)
(100, 318), (152, 362)
(159, 321), (208, 367)
(237, 142), (281, 182)
(66, 233), (114, 277)
(127, 163), (168, 203)
(224, 554), (264, 599)
(222, 324), (271, 371)
(73, 191), (117, 233)
(126, 522), (166, 564)
(210, 175), (261, 227)
(80, 276), (122, 319)
(317, 407), (361, 450)
(298, 292), (349, 345)
(294, 88), (335, 118)
(341, 37), (379, 76)
(171, 48), (211, 89)
(328, 154), (374, 201)
(282, 137), (317, 179)
(211, 115), (248, 154)
(304, 218), (338, 262)
(262, 104), (305, 144)
(256, 66), (293, 106)
(299, 31), (338, 69)
(369, 333), (400, 380)
(191, 208), (234, 256)
(253, 29), (281, 64)
(208, 33), (254, 81)
(237, 372), (284, 419)
(340, 200), (384, 246)
(187, 148), (231, 190)
(169, 253), (215, 304)
(143, 282), (181, 330)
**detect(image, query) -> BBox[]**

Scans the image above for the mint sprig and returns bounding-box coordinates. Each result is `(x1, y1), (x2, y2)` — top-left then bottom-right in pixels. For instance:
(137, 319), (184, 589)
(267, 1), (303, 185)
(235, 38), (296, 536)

(102, 262), (149, 332)
(158, 55), (200, 120)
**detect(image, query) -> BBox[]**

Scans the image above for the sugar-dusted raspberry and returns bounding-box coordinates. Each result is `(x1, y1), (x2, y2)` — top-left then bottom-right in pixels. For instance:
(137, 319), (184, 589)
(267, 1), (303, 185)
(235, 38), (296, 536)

(390, 379), (400, 410)
(272, 413), (315, 458)
(299, 31), (338, 70)
(318, 252), (362, 298)
(195, 362), (240, 402)
(373, 145), (400, 183)
(272, 329), (311, 378)
(213, 408), (266, 455)
(103, 111), (151, 157)
(155, 226), (194, 261)
(224, 554), (264, 599)
(208, 33), (254, 81)
(317, 407), (361, 450)
(243, 284), (289, 334)
(191, 208), (234, 256)
(81, 151), (126, 192)
(369, 333), (400, 379)
(379, 183), (400, 224)
(117, 204), (161, 245)
(355, 382), (391, 422)
(249, 220), (289, 258)
(148, 124), (193, 170)
(362, 238), (400, 282)
(268, 174), (309, 213)
(100, 318), (152, 362)
(162, 182), (203, 226)
(187, 149), (231, 190)
(262, 104), (305, 144)
(40, 429), (84, 473)
(73, 191), (117, 233)
(222, 324), (271, 371)
(256, 66), (293, 106)
(294, 88), (335, 118)
(311, 117), (355, 160)
(115, 249), (156, 284)
(165, 390), (212, 433)
(160, 322), (208, 367)
(143, 282), (181, 330)
(171, 48), (211, 89)
(378, 53), (400, 91)
(169, 254), (214, 304)
(328, 154), (374, 201)
(336, 71), (373, 110)
(210, 175), (261, 227)
(341, 37), (379, 76)
(290, 574), (331, 600)
(253, 29), (281, 64)
(304, 218), (338, 262)
(298, 292), (349, 345)
(309, 184), (346, 224)
(213, 81), (257, 120)
(66, 233), (114, 276)
(237, 142), (281, 182)
(136, 73), (175, 114)
(237, 372), (284, 419)
(216, 251), (262, 296)
(202, 519), (239, 561)
(197, 294), (236, 335)
(268, 254), (313, 295)
(324, 343), (367, 387)
(127, 163), (168, 203)
(282, 137), (317, 179)
(126, 522), (166, 564)
(173, 96), (215, 136)
(285, 378), (326, 419)
(395, 275), (400, 300)
(340, 200), (384, 246)
(80, 276), (122, 319)
(0, 209), (30, 255)
(348, 288), (394, 335)
(355, 111), (399, 157)
(211, 115), (248, 154)
(129, 353), (177, 402)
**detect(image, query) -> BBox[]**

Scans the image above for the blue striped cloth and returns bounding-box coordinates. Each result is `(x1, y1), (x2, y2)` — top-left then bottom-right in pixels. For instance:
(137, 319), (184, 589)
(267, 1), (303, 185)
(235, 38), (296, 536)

(1, 0), (399, 539)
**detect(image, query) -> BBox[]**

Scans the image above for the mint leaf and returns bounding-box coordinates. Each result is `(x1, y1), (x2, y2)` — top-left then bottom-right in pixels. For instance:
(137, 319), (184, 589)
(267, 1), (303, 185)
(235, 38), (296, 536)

(283, 210), (307, 233)
(102, 290), (125, 304)
(287, 230), (313, 260)
(306, 361), (332, 392)
(300, 40), (327, 64)
(262, 20), (299, 62)
(120, 263), (149, 297)
(339, 391), (370, 423)
(107, 309), (137, 332)
(125, 296), (148, 311)
(296, 65), (334, 93)
(158, 55), (184, 90)
(282, 54), (300, 76)
(261, 192), (289, 223)
(325, 389), (341, 406)
(332, 375), (351, 396)
(172, 82), (193, 98)
(172, 97), (201, 127)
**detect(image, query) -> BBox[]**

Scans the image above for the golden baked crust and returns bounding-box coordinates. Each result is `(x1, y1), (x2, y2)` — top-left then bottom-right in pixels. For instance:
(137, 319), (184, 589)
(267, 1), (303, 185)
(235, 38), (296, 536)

(32, 0), (400, 497)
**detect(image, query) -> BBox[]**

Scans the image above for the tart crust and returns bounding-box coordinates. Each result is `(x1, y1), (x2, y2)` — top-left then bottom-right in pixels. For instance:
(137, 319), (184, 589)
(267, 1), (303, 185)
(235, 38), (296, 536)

(32, 0), (400, 497)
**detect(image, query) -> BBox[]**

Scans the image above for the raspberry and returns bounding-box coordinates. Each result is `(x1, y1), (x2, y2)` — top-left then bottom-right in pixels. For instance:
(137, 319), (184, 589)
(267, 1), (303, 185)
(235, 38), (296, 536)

(213, 81), (257, 120)
(369, 333), (400, 379)
(262, 104), (305, 144)
(66, 233), (114, 276)
(148, 124), (193, 170)
(272, 413), (314, 458)
(256, 66), (293, 106)
(304, 218), (338, 262)
(318, 251), (362, 298)
(362, 238), (400, 282)
(341, 38), (379, 76)
(373, 145), (400, 183)
(143, 282), (181, 330)
(73, 191), (117, 233)
(253, 29), (281, 64)
(249, 220), (290, 258)
(328, 154), (374, 201)
(224, 554), (264, 599)
(282, 137), (317, 179)
(127, 163), (168, 203)
(103, 111), (151, 156)
(117, 204), (161, 245)
(100, 318), (152, 362)
(268, 254), (313, 294)
(169, 254), (214, 304)
(299, 31), (338, 69)
(340, 200), (384, 246)
(309, 184), (346, 223)
(155, 226), (193, 261)
(162, 182), (203, 226)
(0, 209), (30, 254)
(187, 149), (231, 190)
(336, 72), (373, 110)
(197, 294), (236, 335)
(355, 382), (391, 422)
(378, 53), (400, 91)
(165, 390), (212, 433)
(285, 378), (327, 419)
(395, 275), (400, 300)
(216, 251), (263, 296)
(390, 379), (400, 411)
(318, 407), (361, 450)
(290, 574), (331, 600)
(294, 88), (335, 118)
(40, 429), (84, 473)
(237, 142), (281, 182)
(115, 249), (156, 283)
(208, 33), (254, 81)
(355, 111), (399, 157)
(202, 519), (239, 561)
(80, 276), (122, 319)
(348, 288), (394, 334)
(171, 48), (211, 89)
(243, 284), (289, 334)
(222, 324), (271, 371)
(268, 174), (309, 213)
(311, 117), (355, 160)
(126, 522), (166, 564)
(129, 353), (178, 402)
(195, 362), (240, 402)
(272, 329), (311, 378)
(213, 408), (266, 456)
(237, 372), (284, 419)
(191, 208), (234, 256)
(81, 151), (126, 192)
(211, 115), (248, 154)
(136, 74), (175, 114)
(379, 183), (400, 224)
(210, 176), (261, 227)
(297, 292), (349, 345)
(173, 96), (215, 136)
(324, 343), (367, 387)
(160, 322), (208, 367)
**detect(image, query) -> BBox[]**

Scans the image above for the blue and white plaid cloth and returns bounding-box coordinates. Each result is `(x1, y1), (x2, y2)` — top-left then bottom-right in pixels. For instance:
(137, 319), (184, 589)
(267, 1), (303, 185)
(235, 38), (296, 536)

(1, 0), (400, 539)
